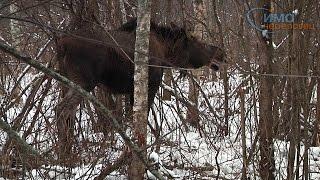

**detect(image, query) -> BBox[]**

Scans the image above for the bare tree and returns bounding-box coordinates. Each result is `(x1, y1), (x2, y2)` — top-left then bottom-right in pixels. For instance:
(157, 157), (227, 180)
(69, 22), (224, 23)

(128, 0), (151, 178)
(257, 1), (275, 179)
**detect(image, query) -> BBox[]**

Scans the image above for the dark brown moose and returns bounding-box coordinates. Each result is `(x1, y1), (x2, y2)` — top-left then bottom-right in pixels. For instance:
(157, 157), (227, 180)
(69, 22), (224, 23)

(55, 18), (225, 159)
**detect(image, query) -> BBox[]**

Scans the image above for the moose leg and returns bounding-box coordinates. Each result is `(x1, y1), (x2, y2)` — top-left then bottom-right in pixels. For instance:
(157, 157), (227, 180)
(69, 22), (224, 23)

(55, 80), (95, 163)
(128, 68), (162, 113)
(56, 88), (83, 160)
(147, 87), (158, 112)
(128, 80), (160, 115)
(147, 69), (163, 111)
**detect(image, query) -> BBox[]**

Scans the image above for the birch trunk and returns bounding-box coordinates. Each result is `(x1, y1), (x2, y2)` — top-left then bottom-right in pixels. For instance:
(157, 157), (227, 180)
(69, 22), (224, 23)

(128, 0), (151, 178)
(9, 3), (20, 49)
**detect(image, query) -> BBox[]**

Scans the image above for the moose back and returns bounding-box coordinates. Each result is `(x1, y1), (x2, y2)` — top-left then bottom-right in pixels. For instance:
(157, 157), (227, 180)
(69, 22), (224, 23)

(56, 18), (224, 108)
(55, 19), (224, 158)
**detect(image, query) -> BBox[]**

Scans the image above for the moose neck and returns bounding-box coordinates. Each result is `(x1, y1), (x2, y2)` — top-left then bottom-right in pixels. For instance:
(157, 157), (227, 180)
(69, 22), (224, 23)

(150, 26), (191, 68)
(117, 19), (199, 68)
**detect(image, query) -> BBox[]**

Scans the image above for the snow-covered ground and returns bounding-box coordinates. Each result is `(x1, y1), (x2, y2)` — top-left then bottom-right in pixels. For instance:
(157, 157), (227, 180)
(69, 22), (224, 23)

(1, 71), (320, 179)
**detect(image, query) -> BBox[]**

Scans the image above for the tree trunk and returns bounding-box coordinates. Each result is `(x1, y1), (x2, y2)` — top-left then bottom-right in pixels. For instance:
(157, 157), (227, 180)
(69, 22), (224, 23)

(187, 71), (200, 127)
(186, 0), (205, 128)
(287, 1), (306, 179)
(128, 0), (151, 178)
(162, 69), (173, 101)
(258, 60), (275, 180)
(212, 0), (228, 136)
(240, 87), (247, 180)
(257, 1), (275, 179)
(118, 0), (127, 23)
(160, 0), (172, 101)
(314, 78), (320, 147)
(9, 3), (20, 49)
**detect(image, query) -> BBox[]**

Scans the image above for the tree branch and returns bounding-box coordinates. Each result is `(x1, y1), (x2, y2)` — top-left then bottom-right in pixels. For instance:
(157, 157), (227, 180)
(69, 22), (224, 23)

(0, 41), (164, 179)
(0, 116), (39, 157)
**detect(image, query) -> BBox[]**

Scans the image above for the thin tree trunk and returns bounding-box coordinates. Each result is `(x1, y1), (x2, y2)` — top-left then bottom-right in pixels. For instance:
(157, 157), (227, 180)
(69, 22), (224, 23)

(187, 71), (200, 127)
(257, 1), (275, 179)
(240, 87), (247, 180)
(119, 0), (127, 23)
(314, 78), (320, 147)
(258, 51), (275, 180)
(287, 1), (306, 179)
(212, 0), (228, 136)
(312, 7), (320, 149)
(161, 0), (172, 101)
(186, 0), (203, 128)
(128, 0), (151, 178)
(9, 3), (20, 49)
(162, 69), (172, 101)
(8, 2), (22, 100)
(301, 7), (311, 179)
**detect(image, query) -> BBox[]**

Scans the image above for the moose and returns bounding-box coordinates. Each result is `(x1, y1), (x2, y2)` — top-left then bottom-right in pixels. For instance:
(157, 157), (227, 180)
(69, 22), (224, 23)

(55, 18), (225, 158)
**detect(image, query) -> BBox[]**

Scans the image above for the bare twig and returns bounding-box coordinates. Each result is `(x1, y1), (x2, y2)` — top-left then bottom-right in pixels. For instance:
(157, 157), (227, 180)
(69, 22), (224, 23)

(0, 116), (39, 157)
(0, 41), (164, 179)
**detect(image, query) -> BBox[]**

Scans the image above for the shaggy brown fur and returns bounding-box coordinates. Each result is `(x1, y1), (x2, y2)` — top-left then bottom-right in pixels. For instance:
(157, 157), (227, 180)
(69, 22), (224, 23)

(55, 19), (224, 158)
(57, 19), (224, 106)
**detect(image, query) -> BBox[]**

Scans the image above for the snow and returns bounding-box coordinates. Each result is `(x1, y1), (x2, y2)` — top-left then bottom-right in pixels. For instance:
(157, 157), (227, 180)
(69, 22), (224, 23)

(149, 151), (160, 164)
(1, 69), (320, 179)
(147, 151), (180, 179)
(0, 35), (11, 46)
(262, 29), (270, 41)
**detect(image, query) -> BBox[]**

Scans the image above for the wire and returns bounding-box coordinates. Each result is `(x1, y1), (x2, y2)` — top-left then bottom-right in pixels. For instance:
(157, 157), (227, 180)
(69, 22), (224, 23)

(1, 15), (319, 79)
(241, 71), (320, 78)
